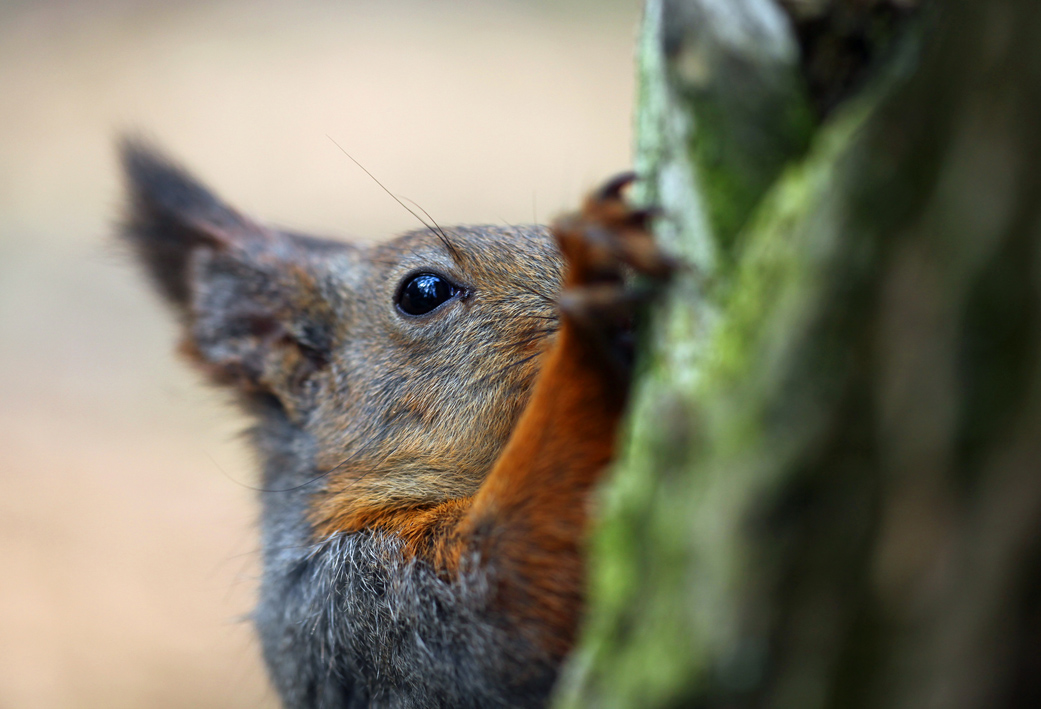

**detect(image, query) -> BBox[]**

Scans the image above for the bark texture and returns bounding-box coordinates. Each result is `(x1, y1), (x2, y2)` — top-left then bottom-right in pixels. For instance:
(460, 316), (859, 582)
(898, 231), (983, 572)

(557, 1), (1041, 707)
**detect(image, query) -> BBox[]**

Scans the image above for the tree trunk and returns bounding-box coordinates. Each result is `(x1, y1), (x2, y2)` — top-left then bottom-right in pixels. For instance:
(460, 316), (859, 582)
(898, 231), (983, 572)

(556, 1), (1041, 707)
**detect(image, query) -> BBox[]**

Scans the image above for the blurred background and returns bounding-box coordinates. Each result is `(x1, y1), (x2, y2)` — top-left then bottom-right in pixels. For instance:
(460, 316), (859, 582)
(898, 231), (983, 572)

(0, 0), (639, 705)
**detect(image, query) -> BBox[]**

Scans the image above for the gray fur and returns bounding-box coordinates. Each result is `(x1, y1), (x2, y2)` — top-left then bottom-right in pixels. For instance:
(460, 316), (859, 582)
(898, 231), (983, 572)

(251, 408), (556, 708)
(119, 141), (564, 708)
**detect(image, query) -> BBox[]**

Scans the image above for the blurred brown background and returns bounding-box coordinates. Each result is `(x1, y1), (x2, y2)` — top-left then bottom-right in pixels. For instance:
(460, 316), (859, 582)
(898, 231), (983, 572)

(0, 0), (638, 706)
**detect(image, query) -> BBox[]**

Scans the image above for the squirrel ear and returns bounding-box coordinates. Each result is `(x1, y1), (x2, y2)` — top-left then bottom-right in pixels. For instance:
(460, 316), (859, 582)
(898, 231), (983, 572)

(119, 137), (259, 309)
(119, 138), (338, 413)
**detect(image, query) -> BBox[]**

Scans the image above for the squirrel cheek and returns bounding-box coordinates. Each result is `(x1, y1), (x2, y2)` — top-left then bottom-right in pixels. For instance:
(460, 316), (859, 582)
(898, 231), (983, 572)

(251, 337), (329, 423)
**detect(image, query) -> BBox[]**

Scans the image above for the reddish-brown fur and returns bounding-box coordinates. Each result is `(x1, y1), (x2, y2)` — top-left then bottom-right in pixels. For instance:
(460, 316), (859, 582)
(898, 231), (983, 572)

(308, 179), (663, 661)
(122, 140), (672, 704)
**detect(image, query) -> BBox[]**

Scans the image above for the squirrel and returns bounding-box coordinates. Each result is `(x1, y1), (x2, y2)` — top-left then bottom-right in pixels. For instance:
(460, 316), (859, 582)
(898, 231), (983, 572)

(119, 139), (672, 708)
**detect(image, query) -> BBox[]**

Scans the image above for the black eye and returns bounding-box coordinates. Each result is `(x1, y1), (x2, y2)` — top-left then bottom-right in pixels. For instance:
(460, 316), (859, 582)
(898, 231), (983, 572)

(396, 273), (461, 316)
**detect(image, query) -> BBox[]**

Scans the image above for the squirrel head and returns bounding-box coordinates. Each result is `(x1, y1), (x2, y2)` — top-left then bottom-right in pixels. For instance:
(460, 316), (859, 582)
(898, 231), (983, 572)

(120, 139), (562, 519)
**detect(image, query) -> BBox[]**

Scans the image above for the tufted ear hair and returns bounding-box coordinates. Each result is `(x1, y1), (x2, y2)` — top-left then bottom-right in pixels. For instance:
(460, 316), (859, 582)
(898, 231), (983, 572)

(119, 138), (343, 415)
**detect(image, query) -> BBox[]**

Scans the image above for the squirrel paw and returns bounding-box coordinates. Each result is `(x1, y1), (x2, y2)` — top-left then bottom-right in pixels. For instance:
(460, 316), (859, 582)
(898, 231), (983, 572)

(553, 173), (675, 379)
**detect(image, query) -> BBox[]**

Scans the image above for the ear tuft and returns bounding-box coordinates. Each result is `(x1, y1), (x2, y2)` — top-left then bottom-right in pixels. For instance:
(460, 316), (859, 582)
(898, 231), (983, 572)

(118, 136), (253, 308)
(117, 137), (342, 414)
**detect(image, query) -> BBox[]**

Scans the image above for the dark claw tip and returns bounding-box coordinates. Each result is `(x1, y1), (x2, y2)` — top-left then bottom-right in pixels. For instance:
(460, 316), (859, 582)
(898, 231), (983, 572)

(626, 207), (662, 228)
(595, 172), (638, 202)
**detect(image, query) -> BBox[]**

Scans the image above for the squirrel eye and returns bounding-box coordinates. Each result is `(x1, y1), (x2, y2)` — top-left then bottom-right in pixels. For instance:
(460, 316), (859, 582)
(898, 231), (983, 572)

(397, 273), (461, 316)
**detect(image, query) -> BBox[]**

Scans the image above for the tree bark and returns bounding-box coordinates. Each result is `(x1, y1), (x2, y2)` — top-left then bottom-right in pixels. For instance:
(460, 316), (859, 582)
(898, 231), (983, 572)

(556, 1), (1041, 707)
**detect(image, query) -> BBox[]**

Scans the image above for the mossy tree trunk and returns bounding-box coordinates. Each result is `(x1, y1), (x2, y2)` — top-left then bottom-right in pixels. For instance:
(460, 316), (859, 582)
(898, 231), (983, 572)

(556, 0), (1041, 707)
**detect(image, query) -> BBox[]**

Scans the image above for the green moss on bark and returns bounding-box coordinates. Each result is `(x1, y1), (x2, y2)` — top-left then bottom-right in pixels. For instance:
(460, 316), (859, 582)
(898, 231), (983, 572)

(561, 0), (1041, 707)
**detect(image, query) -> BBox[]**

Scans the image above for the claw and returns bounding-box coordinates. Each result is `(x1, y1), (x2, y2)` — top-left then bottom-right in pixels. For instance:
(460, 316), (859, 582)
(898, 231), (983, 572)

(594, 172), (638, 202)
(551, 173), (676, 381)
(623, 207), (661, 230)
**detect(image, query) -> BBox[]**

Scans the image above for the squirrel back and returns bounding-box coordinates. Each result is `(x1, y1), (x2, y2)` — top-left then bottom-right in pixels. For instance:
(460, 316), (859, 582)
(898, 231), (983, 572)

(120, 139), (668, 707)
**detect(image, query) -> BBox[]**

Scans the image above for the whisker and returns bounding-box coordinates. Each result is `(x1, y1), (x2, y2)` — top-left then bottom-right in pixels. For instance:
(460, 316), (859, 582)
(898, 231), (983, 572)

(204, 449), (338, 494)
(502, 335), (554, 351)
(491, 328), (559, 351)
(474, 351), (543, 387)
(246, 438), (375, 494)
(327, 136), (461, 262)
(400, 195), (463, 263)
(515, 284), (557, 307)
(479, 307), (557, 323)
